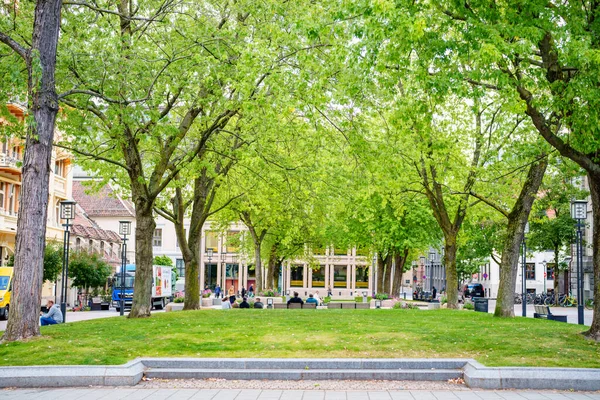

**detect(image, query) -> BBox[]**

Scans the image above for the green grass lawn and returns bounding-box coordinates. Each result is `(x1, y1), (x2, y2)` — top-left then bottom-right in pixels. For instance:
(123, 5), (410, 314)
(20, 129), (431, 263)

(1, 309), (598, 367)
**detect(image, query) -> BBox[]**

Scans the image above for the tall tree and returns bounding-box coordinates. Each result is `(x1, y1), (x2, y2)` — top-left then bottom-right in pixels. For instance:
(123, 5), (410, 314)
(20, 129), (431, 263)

(0, 0), (63, 341)
(56, 0), (334, 317)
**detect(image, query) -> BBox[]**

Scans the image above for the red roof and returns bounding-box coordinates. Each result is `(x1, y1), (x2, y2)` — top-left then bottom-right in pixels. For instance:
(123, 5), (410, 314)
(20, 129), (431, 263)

(72, 181), (135, 217)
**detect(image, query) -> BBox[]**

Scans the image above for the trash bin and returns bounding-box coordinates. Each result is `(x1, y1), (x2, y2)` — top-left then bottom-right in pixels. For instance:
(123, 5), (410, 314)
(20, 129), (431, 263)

(473, 297), (488, 313)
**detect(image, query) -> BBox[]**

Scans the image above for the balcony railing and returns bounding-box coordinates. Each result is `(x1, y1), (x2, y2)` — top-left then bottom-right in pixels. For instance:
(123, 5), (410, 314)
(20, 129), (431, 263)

(0, 153), (21, 169)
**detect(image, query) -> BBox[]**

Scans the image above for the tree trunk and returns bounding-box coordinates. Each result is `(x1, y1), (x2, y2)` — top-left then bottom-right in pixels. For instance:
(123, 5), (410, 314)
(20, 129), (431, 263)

(585, 172), (600, 340)
(444, 237), (459, 309)
(253, 242), (263, 293)
(494, 158), (547, 317)
(554, 246), (560, 306)
(383, 255), (392, 293)
(128, 207), (155, 318)
(2, 0), (62, 342)
(266, 242), (279, 289)
(391, 249), (408, 297)
(376, 255), (385, 294)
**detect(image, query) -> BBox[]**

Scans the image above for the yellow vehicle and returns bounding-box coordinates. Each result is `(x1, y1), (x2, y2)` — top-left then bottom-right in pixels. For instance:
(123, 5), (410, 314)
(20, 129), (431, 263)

(0, 266), (13, 320)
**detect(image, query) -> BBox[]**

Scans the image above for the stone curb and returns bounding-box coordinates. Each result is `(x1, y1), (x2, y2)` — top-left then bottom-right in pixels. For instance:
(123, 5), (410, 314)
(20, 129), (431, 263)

(0, 358), (599, 390)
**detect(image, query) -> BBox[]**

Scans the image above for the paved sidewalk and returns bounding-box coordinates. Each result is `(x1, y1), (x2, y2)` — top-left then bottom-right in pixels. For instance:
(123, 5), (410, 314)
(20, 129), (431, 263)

(2, 388), (600, 399)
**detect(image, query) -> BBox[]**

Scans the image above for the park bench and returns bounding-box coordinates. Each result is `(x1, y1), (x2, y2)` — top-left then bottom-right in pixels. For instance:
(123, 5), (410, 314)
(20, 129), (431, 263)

(274, 303), (287, 309)
(288, 303), (302, 309)
(327, 302), (342, 309)
(355, 303), (370, 309)
(533, 305), (567, 322)
(303, 303), (317, 309)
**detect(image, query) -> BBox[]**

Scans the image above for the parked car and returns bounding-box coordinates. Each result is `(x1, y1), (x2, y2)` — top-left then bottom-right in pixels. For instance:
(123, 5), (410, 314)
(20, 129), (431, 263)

(463, 283), (485, 298)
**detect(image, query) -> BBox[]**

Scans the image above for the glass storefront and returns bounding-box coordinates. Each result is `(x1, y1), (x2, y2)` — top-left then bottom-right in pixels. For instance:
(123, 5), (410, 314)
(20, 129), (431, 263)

(312, 265), (325, 287)
(356, 266), (369, 288)
(290, 265), (304, 287)
(333, 265), (348, 288)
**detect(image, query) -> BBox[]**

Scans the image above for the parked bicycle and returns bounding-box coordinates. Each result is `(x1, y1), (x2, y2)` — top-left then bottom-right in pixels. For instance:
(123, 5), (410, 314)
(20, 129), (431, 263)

(585, 299), (595, 310)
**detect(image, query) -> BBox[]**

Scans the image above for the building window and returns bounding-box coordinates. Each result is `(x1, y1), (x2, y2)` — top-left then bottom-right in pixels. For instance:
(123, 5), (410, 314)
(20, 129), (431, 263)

(0, 183), (4, 210)
(205, 231), (218, 253)
(333, 265), (348, 288)
(526, 263), (535, 280)
(356, 266), (369, 288)
(226, 231), (239, 253)
(311, 266), (325, 287)
(76, 238), (81, 250)
(546, 263), (555, 280)
(333, 247), (347, 256)
(89, 240), (93, 251)
(312, 246), (326, 256)
(100, 241), (105, 255)
(290, 265), (304, 287)
(226, 263), (238, 279)
(55, 200), (60, 225)
(8, 184), (14, 214)
(355, 247), (369, 257)
(54, 160), (64, 177)
(109, 243), (113, 257)
(153, 229), (162, 247)
(176, 259), (185, 278)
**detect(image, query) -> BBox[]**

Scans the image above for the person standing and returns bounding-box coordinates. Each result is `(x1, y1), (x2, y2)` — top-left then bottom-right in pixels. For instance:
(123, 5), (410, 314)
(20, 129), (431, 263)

(214, 284), (222, 299)
(432, 286), (437, 300)
(248, 285), (254, 298)
(327, 285), (333, 297)
(241, 286), (247, 299)
(40, 300), (63, 326)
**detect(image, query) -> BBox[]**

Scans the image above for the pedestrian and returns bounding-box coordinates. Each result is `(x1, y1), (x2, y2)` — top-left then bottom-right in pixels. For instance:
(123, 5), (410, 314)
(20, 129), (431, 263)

(241, 286), (247, 299)
(253, 297), (264, 309)
(248, 285), (254, 298)
(40, 300), (63, 326)
(327, 285), (332, 297)
(228, 285), (235, 297)
(432, 286), (437, 300)
(287, 291), (304, 306)
(240, 297), (250, 309)
(214, 284), (222, 299)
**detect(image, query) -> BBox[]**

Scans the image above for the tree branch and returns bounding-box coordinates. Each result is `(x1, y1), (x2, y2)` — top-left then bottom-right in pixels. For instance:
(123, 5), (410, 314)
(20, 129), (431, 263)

(0, 31), (29, 61)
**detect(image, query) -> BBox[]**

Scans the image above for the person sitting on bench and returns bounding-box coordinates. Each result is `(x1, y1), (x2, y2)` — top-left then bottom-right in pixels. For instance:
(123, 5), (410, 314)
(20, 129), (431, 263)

(287, 291), (304, 306)
(305, 293), (319, 305)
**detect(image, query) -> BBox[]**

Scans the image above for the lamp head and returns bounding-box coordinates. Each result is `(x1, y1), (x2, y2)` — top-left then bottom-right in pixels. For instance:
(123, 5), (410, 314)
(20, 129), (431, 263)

(60, 200), (77, 220)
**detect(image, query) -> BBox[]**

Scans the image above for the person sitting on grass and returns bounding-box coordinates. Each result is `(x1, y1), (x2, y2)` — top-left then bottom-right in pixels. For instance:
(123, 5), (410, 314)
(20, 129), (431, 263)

(40, 300), (63, 326)
(221, 297), (232, 309)
(287, 291), (304, 306)
(305, 293), (319, 305)
(240, 297), (250, 309)
(253, 297), (264, 309)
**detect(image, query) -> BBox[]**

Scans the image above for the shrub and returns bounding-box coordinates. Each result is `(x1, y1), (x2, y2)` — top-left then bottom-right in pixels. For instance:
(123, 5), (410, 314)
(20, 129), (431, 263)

(375, 293), (389, 300)
(323, 296), (331, 304)
(393, 302), (419, 310)
(464, 301), (474, 310)
(355, 296), (372, 302)
(174, 297), (184, 303)
(259, 289), (279, 297)
(440, 295), (447, 305)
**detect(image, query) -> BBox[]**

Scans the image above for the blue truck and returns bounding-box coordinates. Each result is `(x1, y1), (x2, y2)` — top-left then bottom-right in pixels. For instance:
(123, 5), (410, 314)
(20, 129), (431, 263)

(111, 264), (175, 311)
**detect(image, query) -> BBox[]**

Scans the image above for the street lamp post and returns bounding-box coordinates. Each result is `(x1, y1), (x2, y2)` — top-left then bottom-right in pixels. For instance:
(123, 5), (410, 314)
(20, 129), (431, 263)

(59, 200), (76, 321)
(428, 251), (435, 292)
(571, 200), (587, 325)
(372, 253), (377, 297)
(119, 221), (131, 316)
(521, 222), (529, 317)
(542, 260), (547, 294)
